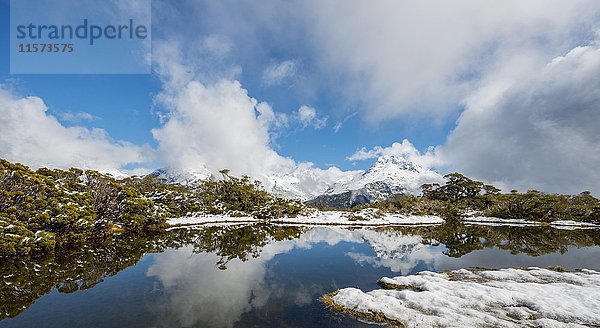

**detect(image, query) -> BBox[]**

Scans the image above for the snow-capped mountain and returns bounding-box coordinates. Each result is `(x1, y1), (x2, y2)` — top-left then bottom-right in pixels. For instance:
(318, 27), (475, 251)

(307, 155), (444, 208)
(146, 155), (443, 207)
(148, 164), (358, 200)
(327, 155), (443, 195)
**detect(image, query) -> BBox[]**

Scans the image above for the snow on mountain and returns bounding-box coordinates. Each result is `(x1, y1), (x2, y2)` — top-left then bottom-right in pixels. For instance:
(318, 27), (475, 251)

(148, 163), (359, 200)
(268, 155), (444, 203)
(148, 166), (213, 187)
(146, 155), (443, 206)
(308, 155), (445, 208)
(326, 155), (443, 196)
(265, 164), (361, 201)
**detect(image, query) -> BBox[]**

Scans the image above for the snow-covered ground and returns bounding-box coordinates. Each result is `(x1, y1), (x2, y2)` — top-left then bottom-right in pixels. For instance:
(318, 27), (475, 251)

(464, 216), (600, 229)
(550, 220), (600, 230)
(328, 267), (600, 327)
(167, 210), (600, 229)
(167, 209), (445, 227)
(463, 216), (536, 225)
(167, 214), (257, 226)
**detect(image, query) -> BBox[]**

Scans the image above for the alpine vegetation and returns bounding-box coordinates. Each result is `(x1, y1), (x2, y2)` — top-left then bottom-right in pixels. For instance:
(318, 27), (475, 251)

(0, 159), (303, 257)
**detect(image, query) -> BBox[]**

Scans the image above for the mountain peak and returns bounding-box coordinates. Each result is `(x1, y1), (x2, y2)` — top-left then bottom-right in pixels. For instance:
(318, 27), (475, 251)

(371, 155), (420, 173)
(315, 154), (444, 207)
(148, 166), (212, 186)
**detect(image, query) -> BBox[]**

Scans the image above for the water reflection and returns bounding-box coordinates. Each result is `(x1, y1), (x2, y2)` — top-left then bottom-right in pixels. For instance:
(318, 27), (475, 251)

(344, 225), (600, 274)
(0, 232), (173, 320)
(1, 223), (599, 327)
(147, 224), (304, 328)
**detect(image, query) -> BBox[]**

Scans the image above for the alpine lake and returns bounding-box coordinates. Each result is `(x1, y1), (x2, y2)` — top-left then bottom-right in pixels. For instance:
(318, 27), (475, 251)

(1, 222), (599, 328)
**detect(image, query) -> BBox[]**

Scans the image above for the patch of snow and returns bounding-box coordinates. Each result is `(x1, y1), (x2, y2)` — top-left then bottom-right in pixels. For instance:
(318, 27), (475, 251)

(168, 212), (600, 229)
(464, 216), (534, 225)
(330, 267), (600, 327)
(168, 210), (444, 227)
(274, 211), (444, 226)
(167, 214), (256, 226)
(550, 220), (600, 230)
(464, 217), (600, 230)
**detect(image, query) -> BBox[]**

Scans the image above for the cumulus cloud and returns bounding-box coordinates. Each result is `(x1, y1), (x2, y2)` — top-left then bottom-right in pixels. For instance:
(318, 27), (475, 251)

(440, 43), (600, 195)
(262, 59), (298, 86)
(152, 78), (295, 178)
(0, 89), (150, 175)
(296, 105), (326, 129)
(151, 41), (348, 196)
(347, 139), (443, 170)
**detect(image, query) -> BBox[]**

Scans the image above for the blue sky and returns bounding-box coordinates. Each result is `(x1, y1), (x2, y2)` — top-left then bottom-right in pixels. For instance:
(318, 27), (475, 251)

(1, 0), (600, 195)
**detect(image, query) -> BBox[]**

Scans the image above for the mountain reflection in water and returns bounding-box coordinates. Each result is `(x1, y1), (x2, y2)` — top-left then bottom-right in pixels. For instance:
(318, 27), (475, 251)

(1, 223), (599, 327)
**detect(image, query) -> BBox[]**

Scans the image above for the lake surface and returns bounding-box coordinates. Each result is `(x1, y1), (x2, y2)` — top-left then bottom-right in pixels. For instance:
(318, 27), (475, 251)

(1, 223), (599, 327)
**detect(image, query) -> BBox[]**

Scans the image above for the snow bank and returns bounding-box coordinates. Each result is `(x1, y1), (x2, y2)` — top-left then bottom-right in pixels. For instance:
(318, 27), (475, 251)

(464, 216), (600, 229)
(272, 209), (444, 226)
(328, 267), (600, 327)
(168, 211), (600, 229)
(550, 220), (600, 230)
(167, 214), (256, 226)
(168, 209), (445, 227)
(463, 216), (535, 225)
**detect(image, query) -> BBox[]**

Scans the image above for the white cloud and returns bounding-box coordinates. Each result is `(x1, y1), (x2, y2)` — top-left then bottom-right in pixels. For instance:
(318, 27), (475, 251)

(56, 111), (99, 122)
(201, 35), (234, 58)
(0, 89), (150, 175)
(154, 2), (598, 123)
(296, 105), (326, 129)
(332, 111), (358, 133)
(297, 105), (315, 123)
(152, 38), (241, 95)
(268, 162), (361, 200)
(151, 42), (306, 178)
(151, 42), (348, 196)
(440, 43), (600, 195)
(262, 59), (298, 86)
(333, 122), (342, 133)
(256, 101), (288, 131)
(149, 2), (600, 196)
(152, 79), (295, 179)
(304, 0), (598, 122)
(347, 139), (443, 170)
